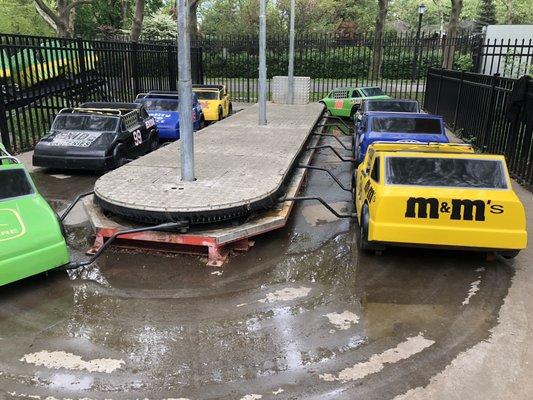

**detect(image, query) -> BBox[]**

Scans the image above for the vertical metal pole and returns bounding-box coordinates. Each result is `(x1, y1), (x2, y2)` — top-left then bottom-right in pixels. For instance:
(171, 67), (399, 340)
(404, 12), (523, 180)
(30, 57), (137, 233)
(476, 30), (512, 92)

(287, 0), (295, 104)
(258, 0), (267, 125)
(411, 12), (423, 82)
(177, 0), (195, 181)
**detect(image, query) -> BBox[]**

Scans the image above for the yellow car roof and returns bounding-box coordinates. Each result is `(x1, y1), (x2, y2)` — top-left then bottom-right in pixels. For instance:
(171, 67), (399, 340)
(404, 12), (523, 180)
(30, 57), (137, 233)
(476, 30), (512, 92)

(193, 88), (219, 92)
(369, 142), (475, 155)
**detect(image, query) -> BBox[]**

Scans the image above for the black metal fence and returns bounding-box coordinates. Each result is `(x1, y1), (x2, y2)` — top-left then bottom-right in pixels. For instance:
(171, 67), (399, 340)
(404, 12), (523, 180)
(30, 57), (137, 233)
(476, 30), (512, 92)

(194, 33), (485, 103)
(2, 32), (533, 154)
(0, 33), (202, 152)
(425, 68), (533, 186)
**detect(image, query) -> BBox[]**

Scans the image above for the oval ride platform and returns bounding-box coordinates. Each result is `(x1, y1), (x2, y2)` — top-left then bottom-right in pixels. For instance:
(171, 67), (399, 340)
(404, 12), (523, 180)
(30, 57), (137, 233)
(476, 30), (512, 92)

(94, 102), (325, 225)
(87, 102), (335, 266)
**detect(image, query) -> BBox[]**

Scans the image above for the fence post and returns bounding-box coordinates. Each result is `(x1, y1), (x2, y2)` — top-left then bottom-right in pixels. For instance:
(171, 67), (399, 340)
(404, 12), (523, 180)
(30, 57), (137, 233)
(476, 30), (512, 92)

(131, 41), (140, 95)
(471, 35), (484, 73)
(452, 70), (465, 129)
(481, 73), (499, 150)
(0, 93), (11, 152)
(76, 37), (88, 100)
(435, 68), (444, 114)
(167, 45), (177, 91)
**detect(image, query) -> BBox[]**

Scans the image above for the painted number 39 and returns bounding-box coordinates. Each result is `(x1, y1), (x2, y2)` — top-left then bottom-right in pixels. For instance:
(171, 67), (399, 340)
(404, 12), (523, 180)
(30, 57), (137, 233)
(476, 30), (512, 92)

(133, 130), (142, 146)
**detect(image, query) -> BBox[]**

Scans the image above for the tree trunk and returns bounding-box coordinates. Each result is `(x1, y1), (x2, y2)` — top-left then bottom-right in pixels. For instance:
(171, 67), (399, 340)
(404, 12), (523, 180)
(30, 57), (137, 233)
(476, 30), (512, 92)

(369, 0), (388, 80)
(442, 0), (463, 69)
(189, 0), (199, 39)
(506, 0), (514, 23)
(130, 0), (145, 42)
(120, 0), (128, 26)
(34, 0), (91, 38)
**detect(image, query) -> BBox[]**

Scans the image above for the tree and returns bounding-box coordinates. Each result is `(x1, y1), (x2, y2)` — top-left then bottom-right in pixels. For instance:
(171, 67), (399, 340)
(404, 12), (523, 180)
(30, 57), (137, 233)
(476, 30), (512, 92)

(189, 0), (200, 38)
(130, 0), (145, 41)
(474, 0), (497, 33)
(34, 0), (92, 37)
(369, 0), (388, 80)
(0, 0), (54, 36)
(442, 0), (462, 68)
(143, 12), (177, 39)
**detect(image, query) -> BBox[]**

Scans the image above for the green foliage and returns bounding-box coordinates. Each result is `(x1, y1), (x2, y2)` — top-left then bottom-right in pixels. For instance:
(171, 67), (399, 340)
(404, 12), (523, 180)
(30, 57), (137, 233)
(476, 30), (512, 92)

(202, 47), (444, 79)
(453, 54), (474, 71)
(0, 0), (54, 36)
(474, 0), (497, 33)
(199, 0), (377, 37)
(142, 13), (177, 39)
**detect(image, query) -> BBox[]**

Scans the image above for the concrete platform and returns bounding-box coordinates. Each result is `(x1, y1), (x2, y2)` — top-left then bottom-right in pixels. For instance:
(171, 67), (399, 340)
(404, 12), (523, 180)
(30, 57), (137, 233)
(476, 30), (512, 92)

(84, 131), (323, 266)
(94, 102), (324, 224)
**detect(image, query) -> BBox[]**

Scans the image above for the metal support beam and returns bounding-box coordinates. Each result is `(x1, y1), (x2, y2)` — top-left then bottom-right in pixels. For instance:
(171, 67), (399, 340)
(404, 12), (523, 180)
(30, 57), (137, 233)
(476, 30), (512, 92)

(311, 133), (352, 150)
(258, 0), (267, 125)
(279, 196), (355, 219)
(306, 145), (356, 163)
(287, 0), (295, 104)
(314, 123), (350, 136)
(297, 164), (351, 192)
(177, 0), (195, 181)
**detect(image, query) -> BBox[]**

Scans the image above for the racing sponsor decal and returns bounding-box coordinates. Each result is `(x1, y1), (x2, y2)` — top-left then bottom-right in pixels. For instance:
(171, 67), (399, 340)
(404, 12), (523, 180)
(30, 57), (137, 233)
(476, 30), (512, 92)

(145, 118), (156, 129)
(0, 209), (26, 241)
(50, 131), (102, 147)
(334, 100), (344, 109)
(150, 113), (172, 123)
(133, 129), (142, 146)
(405, 197), (504, 221)
(364, 180), (376, 203)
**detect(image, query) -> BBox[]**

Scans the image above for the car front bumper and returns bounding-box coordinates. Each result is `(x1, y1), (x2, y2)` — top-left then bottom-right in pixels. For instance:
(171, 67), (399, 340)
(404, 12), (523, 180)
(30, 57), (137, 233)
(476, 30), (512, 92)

(33, 153), (115, 170)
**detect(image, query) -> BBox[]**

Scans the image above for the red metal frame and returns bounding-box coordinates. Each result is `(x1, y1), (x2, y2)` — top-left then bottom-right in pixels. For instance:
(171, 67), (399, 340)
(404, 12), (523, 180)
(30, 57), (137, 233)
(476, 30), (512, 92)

(87, 228), (255, 267)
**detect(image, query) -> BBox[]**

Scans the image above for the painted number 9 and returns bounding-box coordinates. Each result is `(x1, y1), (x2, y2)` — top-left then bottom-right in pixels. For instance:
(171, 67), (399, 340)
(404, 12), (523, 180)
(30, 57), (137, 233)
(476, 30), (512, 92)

(133, 130), (142, 146)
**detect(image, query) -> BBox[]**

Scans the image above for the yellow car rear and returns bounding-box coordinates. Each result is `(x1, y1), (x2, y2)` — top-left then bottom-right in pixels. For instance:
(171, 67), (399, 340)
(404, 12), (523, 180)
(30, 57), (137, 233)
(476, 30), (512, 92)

(355, 143), (527, 256)
(193, 85), (232, 122)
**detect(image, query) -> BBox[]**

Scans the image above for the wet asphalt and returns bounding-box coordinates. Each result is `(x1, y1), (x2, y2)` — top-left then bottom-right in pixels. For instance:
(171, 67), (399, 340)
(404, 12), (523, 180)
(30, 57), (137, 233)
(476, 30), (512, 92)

(0, 132), (516, 400)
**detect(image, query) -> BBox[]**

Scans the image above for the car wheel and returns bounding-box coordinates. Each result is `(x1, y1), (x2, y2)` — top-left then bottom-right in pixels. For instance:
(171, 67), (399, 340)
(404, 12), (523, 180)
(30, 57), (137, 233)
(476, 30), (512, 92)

(228, 102), (233, 116)
(218, 107), (223, 121)
(149, 134), (159, 152)
(199, 116), (205, 129)
(358, 204), (372, 252)
(355, 144), (361, 166)
(113, 143), (127, 168)
(499, 250), (520, 259)
(350, 106), (358, 121)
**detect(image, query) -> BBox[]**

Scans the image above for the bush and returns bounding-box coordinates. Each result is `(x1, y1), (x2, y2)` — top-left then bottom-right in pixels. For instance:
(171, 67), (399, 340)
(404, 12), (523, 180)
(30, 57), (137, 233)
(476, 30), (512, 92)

(203, 47), (444, 79)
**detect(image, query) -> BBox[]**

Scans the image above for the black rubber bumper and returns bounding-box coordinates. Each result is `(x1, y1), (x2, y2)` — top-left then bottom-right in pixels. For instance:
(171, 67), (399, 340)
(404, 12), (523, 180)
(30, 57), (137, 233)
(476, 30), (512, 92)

(33, 153), (115, 171)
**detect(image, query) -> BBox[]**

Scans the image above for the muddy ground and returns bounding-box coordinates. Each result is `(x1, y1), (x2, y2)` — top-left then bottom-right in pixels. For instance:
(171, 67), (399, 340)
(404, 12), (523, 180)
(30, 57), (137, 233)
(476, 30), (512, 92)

(0, 134), (531, 400)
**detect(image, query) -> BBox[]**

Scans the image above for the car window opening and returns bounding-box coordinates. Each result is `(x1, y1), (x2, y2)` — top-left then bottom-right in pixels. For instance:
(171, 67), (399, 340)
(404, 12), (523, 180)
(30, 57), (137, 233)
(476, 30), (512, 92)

(0, 169), (34, 200)
(371, 117), (441, 134)
(362, 87), (385, 97)
(371, 157), (380, 182)
(366, 101), (419, 113)
(195, 91), (219, 100)
(139, 99), (180, 112)
(52, 115), (119, 132)
(386, 157), (508, 189)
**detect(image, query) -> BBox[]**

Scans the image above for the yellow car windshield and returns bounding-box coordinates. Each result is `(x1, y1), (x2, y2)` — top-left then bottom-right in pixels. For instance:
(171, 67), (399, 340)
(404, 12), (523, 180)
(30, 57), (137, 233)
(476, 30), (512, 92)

(195, 91), (219, 100)
(385, 156), (508, 189)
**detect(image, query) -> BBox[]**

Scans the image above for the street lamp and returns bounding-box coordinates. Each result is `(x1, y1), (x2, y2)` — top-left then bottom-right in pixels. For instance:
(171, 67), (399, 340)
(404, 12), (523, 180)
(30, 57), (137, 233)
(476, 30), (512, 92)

(411, 3), (427, 82)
